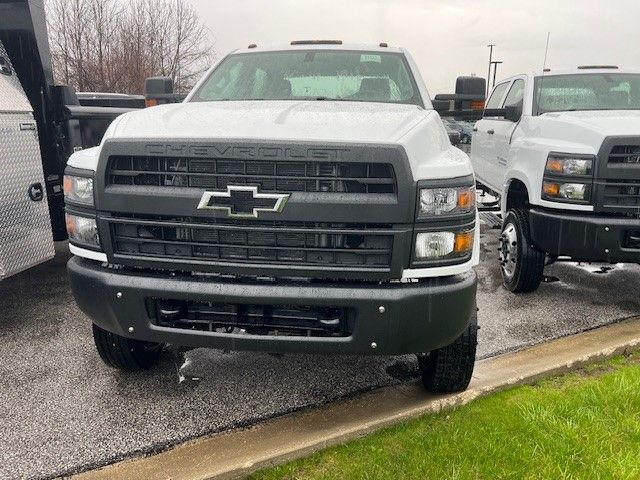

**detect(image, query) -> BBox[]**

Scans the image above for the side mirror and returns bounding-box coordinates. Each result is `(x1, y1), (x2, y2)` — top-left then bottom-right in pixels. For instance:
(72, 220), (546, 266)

(432, 99), (450, 113)
(144, 76), (174, 107)
(504, 104), (522, 122)
(448, 130), (461, 146)
(145, 76), (174, 96)
(483, 105), (522, 122)
(455, 76), (486, 96)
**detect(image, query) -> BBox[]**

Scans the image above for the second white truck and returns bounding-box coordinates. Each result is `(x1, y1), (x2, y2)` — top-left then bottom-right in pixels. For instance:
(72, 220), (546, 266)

(472, 67), (640, 292)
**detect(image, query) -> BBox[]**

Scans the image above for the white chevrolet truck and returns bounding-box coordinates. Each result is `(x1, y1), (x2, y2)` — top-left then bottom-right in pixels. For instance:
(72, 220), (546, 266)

(473, 67), (640, 292)
(64, 41), (480, 393)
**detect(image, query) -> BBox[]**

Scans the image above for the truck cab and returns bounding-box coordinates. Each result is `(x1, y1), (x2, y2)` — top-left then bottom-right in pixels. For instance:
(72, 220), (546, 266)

(65, 42), (480, 393)
(472, 67), (640, 292)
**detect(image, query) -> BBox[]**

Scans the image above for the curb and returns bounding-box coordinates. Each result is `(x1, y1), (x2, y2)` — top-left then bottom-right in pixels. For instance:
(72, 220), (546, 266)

(74, 316), (640, 480)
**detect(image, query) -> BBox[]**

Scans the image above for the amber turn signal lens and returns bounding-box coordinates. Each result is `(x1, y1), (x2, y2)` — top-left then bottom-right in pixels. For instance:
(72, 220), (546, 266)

(546, 159), (564, 173)
(457, 189), (474, 209)
(63, 175), (74, 196)
(145, 99), (159, 107)
(542, 181), (561, 197)
(454, 231), (474, 254)
(65, 214), (77, 236)
(470, 100), (485, 110)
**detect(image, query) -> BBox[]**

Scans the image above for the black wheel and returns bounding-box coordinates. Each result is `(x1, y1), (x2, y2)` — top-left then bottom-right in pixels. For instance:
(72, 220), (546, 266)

(417, 311), (478, 394)
(92, 324), (164, 371)
(500, 209), (545, 293)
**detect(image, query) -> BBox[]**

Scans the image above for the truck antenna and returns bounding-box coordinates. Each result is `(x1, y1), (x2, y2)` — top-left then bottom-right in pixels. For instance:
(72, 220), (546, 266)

(536, 32), (551, 115)
(542, 32), (551, 73)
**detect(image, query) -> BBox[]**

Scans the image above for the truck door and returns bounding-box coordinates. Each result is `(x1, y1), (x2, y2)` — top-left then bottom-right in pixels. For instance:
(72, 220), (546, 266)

(471, 81), (511, 190)
(484, 78), (525, 189)
(0, 42), (54, 280)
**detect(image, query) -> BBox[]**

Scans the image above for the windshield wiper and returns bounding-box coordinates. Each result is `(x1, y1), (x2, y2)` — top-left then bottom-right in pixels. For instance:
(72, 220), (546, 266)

(296, 96), (347, 101)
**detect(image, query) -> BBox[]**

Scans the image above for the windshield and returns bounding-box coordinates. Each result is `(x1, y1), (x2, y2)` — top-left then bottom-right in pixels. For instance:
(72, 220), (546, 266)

(190, 50), (422, 106)
(533, 73), (640, 114)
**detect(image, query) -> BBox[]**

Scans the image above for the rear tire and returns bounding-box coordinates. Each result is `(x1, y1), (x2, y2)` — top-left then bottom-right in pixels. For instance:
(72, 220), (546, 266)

(500, 209), (545, 293)
(92, 324), (164, 371)
(418, 310), (478, 394)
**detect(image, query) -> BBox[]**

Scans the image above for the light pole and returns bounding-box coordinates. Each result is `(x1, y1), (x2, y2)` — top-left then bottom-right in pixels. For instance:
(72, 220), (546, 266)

(491, 61), (503, 88)
(486, 44), (495, 97)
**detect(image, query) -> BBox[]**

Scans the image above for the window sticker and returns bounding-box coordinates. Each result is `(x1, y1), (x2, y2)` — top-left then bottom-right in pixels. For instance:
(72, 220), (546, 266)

(360, 54), (382, 64)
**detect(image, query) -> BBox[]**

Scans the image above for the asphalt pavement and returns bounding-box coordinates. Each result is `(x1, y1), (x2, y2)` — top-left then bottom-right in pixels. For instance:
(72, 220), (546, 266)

(0, 223), (638, 480)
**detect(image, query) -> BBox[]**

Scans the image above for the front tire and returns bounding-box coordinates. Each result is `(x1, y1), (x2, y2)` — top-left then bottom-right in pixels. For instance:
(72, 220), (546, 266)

(92, 324), (164, 371)
(500, 209), (545, 293)
(417, 310), (478, 394)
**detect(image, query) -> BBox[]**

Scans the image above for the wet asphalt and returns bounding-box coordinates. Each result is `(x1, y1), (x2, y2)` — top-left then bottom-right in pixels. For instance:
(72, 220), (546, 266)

(0, 224), (639, 480)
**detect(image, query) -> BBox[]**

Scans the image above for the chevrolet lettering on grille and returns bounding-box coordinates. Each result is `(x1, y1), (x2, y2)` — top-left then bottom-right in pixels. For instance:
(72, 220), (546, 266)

(197, 185), (289, 218)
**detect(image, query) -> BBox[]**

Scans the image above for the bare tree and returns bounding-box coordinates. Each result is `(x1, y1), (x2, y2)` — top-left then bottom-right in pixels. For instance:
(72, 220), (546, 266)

(46, 0), (215, 94)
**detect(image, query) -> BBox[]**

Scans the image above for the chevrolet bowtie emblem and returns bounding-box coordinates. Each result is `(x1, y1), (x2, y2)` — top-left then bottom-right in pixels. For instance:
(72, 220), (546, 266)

(197, 186), (289, 218)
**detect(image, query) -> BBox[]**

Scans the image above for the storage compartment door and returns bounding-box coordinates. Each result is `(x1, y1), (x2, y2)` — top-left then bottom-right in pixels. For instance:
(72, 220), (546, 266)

(0, 112), (54, 280)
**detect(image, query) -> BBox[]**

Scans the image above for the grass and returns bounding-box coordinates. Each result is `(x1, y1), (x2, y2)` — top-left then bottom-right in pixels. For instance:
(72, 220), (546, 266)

(251, 353), (640, 480)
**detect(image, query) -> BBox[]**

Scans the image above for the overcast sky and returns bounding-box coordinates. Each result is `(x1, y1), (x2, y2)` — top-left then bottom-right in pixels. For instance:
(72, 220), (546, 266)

(189, 0), (640, 95)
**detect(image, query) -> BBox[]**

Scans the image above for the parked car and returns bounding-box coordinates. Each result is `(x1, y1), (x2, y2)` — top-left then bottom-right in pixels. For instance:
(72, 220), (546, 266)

(471, 66), (640, 292)
(65, 41), (480, 393)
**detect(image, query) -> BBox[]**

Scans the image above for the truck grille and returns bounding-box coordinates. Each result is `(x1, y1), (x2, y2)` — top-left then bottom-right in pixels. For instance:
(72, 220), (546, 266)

(608, 145), (640, 165)
(602, 180), (640, 209)
(109, 216), (394, 269)
(107, 155), (397, 194)
(151, 299), (352, 337)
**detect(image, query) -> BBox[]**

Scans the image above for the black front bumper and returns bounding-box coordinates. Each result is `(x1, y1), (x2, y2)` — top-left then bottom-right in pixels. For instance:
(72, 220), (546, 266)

(529, 208), (640, 263)
(68, 257), (477, 355)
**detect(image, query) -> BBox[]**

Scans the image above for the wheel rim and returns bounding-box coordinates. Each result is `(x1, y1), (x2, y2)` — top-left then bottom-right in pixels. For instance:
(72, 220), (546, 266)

(500, 222), (518, 280)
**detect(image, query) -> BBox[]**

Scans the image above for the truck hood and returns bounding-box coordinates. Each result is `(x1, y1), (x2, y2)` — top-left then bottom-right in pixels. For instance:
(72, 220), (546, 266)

(72, 100), (471, 182)
(107, 100), (427, 144)
(542, 110), (640, 137)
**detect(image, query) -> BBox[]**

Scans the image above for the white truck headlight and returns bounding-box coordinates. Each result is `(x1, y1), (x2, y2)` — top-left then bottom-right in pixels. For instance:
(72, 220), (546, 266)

(66, 214), (100, 248)
(545, 155), (593, 176)
(415, 230), (474, 260)
(64, 175), (94, 206)
(543, 182), (589, 201)
(418, 186), (475, 218)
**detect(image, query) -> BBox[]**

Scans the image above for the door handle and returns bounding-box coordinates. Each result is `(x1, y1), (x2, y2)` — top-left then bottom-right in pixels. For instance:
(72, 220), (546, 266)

(28, 182), (44, 202)
(487, 129), (495, 135)
(472, 127), (478, 132)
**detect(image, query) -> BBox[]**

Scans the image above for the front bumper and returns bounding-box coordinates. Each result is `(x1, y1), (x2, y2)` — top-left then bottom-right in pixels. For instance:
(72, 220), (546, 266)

(529, 208), (640, 263)
(68, 257), (477, 355)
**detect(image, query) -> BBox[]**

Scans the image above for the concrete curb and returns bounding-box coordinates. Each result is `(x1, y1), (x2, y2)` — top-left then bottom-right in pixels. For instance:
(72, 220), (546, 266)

(74, 316), (640, 480)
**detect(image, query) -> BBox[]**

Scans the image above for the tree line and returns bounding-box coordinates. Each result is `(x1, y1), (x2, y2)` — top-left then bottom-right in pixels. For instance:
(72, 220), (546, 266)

(46, 0), (215, 94)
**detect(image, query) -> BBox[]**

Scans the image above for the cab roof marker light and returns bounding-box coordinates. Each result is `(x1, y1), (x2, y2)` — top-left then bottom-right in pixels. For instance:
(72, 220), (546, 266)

(577, 65), (618, 70)
(290, 40), (343, 45)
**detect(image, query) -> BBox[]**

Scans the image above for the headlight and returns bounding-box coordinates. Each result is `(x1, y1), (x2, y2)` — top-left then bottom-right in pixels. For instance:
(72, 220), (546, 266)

(418, 185), (475, 218)
(545, 154), (593, 176)
(542, 181), (589, 201)
(63, 175), (94, 206)
(66, 214), (100, 248)
(415, 230), (474, 260)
